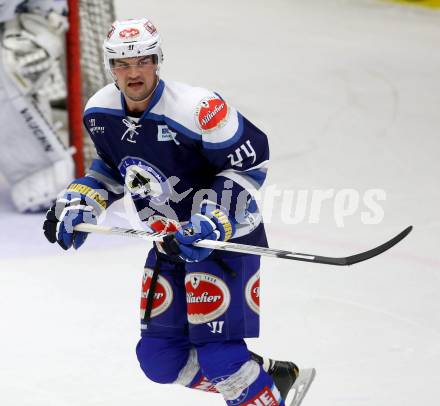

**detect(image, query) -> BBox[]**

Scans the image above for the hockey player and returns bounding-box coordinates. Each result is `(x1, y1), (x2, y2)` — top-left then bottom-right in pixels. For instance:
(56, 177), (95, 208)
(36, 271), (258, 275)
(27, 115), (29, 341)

(0, 0), (74, 212)
(43, 18), (315, 405)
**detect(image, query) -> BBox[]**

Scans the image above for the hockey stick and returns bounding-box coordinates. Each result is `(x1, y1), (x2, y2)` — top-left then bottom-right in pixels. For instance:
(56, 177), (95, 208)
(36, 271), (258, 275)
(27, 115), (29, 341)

(74, 223), (412, 266)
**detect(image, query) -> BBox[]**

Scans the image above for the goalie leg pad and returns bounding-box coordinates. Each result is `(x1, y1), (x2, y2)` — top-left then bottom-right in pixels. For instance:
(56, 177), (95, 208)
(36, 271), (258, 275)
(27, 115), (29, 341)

(0, 54), (73, 211)
(0, 58), (71, 181)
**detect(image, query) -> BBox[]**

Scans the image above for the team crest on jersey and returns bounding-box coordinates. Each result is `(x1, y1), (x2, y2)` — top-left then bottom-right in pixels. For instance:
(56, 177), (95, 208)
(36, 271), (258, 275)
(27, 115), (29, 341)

(119, 27), (140, 40)
(245, 271), (260, 315)
(119, 157), (171, 204)
(185, 273), (231, 324)
(140, 268), (173, 318)
(195, 96), (229, 132)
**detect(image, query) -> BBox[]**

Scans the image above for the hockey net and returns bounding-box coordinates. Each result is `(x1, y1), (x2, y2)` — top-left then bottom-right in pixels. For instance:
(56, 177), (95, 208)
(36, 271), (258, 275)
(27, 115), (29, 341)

(66, 0), (116, 176)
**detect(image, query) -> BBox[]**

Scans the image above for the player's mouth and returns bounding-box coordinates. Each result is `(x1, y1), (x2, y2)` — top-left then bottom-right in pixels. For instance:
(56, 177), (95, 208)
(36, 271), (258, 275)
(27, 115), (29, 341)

(127, 81), (144, 90)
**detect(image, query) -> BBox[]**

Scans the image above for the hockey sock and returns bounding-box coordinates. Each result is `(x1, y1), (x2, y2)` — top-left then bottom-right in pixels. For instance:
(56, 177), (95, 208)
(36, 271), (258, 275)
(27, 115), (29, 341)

(214, 363), (284, 405)
(195, 341), (284, 405)
(185, 353), (284, 395)
(187, 370), (219, 393)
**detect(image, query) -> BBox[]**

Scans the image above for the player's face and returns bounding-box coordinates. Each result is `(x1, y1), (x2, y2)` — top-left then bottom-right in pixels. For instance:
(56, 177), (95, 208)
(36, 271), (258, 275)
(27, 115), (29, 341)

(111, 55), (158, 105)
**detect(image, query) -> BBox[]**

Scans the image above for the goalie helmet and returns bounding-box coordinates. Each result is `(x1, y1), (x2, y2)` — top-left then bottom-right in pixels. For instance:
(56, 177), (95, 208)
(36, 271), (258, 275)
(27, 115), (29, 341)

(103, 18), (163, 72)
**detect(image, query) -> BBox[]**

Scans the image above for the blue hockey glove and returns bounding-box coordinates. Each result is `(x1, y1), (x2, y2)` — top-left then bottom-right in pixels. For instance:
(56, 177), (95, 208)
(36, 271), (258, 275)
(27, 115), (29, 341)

(43, 184), (106, 250)
(175, 203), (235, 262)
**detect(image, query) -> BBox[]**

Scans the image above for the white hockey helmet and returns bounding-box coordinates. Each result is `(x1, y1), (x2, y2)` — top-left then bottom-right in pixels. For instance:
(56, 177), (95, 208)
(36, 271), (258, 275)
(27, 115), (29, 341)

(103, 18), (163, 72)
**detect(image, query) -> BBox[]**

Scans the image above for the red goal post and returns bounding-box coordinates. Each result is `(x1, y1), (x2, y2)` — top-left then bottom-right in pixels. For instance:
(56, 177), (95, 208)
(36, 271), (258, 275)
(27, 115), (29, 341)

(66, 0), (116, 177)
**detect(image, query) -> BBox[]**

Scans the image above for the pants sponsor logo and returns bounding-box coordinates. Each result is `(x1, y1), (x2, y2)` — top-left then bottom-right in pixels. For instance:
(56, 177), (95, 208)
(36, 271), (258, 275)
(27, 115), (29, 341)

(185, 273), (231, 324)
(187, 292), (221, 303)
(245, 271), (260, 315)
(140, 268), (173, 318)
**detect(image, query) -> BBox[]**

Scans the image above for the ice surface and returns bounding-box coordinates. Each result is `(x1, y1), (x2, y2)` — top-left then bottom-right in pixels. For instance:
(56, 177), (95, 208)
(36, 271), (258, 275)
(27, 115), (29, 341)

(1, 0), (439, 405)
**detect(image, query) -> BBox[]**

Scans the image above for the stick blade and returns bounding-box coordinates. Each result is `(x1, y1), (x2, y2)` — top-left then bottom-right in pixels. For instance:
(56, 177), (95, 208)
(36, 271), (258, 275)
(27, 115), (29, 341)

(341, 225), (413, 266)
(277, 226), (413, 266)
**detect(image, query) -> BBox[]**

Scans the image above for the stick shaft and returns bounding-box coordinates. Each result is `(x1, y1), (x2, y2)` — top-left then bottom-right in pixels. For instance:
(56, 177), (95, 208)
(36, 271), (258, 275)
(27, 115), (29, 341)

(74, 223), (412, 266)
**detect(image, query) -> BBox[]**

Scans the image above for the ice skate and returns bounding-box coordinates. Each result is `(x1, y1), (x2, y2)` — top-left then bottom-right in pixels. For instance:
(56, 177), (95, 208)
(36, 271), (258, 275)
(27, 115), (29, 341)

(250, 352), (315, 406)
(285, 367), (316, 406)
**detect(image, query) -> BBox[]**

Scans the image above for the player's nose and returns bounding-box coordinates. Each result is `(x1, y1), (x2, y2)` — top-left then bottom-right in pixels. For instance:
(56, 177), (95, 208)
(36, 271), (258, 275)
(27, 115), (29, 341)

(127, 71), (143, 81)
(126, 64), (143, 76)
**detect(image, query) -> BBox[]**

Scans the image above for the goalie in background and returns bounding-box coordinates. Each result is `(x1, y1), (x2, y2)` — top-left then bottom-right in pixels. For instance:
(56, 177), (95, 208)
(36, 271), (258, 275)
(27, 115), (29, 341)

(0, 0), (74, 212)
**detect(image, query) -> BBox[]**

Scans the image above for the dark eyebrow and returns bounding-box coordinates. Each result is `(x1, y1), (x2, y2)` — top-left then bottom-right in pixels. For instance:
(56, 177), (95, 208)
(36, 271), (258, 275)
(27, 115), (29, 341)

(114, 59), (130, 66)
(113, 56), (152, 67)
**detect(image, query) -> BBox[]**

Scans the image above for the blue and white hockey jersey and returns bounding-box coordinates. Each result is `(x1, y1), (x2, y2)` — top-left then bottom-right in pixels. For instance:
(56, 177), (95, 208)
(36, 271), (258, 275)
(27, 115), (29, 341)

(82, 79), (269, 246)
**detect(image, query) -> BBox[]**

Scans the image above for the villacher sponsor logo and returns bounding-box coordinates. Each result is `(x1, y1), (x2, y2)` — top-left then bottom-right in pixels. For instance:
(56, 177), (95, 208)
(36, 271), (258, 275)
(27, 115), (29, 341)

(196, 96), (229, 132)
(245, 271), (260, 315)
(140, 268), (173, 318)
(141, 291), (164, 301)
(200, 102), (225, 126)
(185, 273), (231, 324)
(186, 292), (222, 303)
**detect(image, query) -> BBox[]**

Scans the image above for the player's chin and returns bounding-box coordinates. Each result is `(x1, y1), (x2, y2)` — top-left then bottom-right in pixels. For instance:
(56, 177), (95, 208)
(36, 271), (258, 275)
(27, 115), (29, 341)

(125, 88), (148, 101)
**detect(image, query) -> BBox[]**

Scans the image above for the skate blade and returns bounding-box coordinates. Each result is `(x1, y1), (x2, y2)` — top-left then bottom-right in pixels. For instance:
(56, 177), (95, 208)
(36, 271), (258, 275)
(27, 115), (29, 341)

(287, 368), (316, 406)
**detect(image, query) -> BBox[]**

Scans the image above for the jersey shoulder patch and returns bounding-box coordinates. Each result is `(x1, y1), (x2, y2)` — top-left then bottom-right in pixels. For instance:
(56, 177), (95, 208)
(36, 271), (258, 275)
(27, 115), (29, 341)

(195, 94), (229, 133)
(84, 84), (123, 117)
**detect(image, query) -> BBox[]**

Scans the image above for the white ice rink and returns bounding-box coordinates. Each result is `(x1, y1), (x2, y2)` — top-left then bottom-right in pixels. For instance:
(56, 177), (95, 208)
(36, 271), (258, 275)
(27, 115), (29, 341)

(1, 0), (439, 405)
